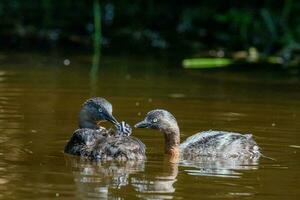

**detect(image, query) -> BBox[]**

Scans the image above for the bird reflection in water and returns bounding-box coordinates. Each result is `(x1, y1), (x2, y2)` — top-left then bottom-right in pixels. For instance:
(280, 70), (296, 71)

(65, 156), (179, 199)
(65, 154), (260, 199)
(180, 156), (259, 178)
(131, 157), (179, 199)
(65, 156), (145, 199)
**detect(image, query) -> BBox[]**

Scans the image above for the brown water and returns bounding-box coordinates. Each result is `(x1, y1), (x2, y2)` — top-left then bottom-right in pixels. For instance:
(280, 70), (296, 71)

(0, 52), (299, 199)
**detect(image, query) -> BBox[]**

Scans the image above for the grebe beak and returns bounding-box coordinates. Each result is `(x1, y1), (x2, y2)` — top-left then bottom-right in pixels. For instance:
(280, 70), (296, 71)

(134, 120), (150, 128)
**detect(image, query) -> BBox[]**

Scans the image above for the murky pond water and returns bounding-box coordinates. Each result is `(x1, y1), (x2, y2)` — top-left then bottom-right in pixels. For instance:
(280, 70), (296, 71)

(0, 52), (299, 199)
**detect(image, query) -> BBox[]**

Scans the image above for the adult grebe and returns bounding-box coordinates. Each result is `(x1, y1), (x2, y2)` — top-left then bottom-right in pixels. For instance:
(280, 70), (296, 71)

(135, 109), (260, 160)
(64, 97), (145, 161)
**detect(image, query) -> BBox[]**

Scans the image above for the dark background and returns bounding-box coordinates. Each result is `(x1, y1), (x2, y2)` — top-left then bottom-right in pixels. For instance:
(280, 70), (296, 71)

(0, 0), (299, 63)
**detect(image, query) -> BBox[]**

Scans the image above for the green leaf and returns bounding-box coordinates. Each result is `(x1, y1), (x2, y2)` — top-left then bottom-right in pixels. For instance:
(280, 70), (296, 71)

(182, 58), (233, 69)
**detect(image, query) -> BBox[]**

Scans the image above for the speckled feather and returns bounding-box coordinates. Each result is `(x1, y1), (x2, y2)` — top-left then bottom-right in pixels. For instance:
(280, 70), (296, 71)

(64, 127), (145, 161)
(64, 127), (107, 157)
(180, 130), (260, 159)
(90, 135), (146, 161)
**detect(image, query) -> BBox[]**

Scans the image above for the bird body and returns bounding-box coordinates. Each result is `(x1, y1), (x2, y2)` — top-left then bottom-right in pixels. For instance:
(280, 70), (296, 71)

(180, 130), (260, 159)
(64, 127), (108, 157)
(64, 127), (145, 161)
(90, 135), (146, 161)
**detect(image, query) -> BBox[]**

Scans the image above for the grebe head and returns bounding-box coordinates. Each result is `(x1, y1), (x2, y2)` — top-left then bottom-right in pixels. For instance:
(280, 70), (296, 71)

(134, 109), (178, 133)
(135, 109), (180, 158)
(79, 97), (118, 129)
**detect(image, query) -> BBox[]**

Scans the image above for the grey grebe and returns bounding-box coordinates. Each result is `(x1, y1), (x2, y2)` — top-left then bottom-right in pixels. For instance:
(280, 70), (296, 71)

(64, 97), (145, 161)
(135, 109), (260, 160)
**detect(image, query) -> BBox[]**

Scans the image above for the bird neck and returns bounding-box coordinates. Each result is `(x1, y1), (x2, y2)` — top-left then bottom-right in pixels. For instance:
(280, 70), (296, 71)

(163, 126), (180, 159)
(78, 106), (98, 129)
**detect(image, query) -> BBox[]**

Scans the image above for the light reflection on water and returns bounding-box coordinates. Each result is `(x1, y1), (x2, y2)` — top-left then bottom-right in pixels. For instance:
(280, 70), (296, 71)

(0, 52), (299, 199)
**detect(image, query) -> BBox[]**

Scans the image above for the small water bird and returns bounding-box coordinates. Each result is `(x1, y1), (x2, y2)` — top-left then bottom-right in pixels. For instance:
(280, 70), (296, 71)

(135, 109), (260, 160)
(64, 97), (145, 161)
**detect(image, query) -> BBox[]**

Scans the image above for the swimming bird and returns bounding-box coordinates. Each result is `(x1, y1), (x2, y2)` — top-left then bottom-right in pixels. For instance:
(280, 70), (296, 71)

(135, 109), (260, 160)
(64, 97), (146, 161)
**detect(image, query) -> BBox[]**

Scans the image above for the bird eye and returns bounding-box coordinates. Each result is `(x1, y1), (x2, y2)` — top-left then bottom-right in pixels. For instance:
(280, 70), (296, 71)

(98, 108), (102, 112)
(152, 118), (158, 123)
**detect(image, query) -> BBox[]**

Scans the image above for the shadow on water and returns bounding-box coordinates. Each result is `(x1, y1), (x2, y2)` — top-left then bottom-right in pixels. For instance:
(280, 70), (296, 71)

(0, 52), (299, 199)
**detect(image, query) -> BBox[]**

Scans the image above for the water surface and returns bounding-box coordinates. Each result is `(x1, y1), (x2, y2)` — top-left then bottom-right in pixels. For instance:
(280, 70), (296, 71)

(0, 52), (299, 199)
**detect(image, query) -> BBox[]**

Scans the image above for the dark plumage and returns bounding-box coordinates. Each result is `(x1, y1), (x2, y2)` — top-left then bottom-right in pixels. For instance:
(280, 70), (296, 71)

(135, 109), (260, 160)
(90, 135), (146, 161)
(64, 97), (146, 161)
